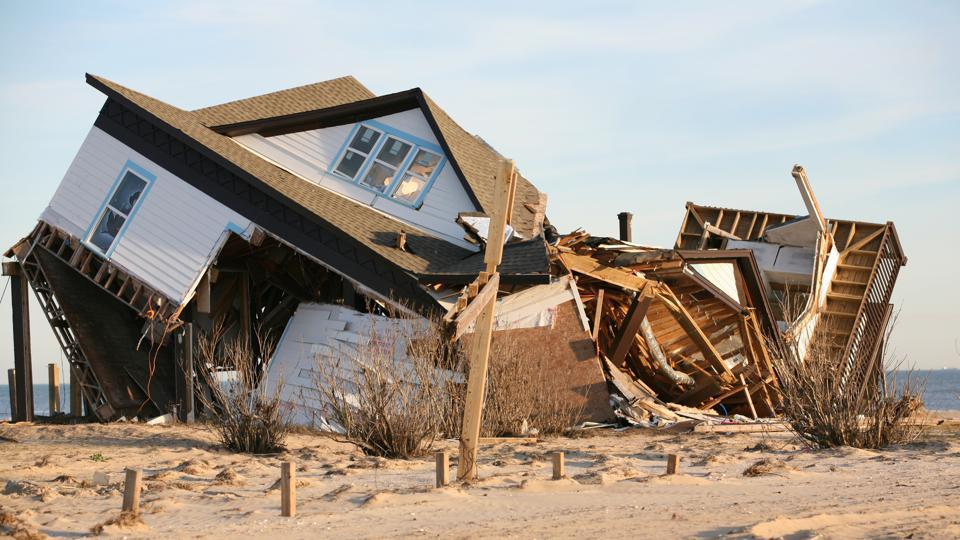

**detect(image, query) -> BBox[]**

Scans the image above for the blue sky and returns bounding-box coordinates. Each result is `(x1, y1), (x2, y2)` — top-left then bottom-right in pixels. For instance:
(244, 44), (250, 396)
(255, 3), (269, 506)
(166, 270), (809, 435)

(1, 0), (958, 380)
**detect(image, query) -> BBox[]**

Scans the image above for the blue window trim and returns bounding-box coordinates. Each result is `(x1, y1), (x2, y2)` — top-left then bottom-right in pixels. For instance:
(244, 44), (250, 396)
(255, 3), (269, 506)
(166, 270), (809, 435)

(326, 121), (446, 209)
(83, 160), (157, 258)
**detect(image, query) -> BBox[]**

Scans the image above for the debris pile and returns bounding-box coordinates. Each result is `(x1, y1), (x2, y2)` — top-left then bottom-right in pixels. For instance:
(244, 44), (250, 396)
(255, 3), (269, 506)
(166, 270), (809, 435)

(553, 232), (782, 423)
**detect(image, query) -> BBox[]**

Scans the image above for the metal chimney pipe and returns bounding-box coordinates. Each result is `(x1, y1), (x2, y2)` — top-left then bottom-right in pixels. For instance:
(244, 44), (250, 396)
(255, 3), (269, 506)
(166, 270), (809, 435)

(617, 212), (633, 242)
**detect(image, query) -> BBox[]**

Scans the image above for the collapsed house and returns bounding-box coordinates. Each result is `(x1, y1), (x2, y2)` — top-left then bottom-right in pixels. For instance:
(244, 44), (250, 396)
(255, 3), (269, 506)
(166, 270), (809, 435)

(2, 74), (608, 424)
(554, 168), (907, 423)
(2, 74), (905, 429)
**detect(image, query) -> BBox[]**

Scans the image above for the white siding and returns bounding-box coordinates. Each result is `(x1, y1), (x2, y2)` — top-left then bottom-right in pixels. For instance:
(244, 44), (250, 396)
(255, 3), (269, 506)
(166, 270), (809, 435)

(267, 303), (452, 429)
(39, 126), (251, 304)
(690, 262), (740, 305)
(233, 108), (478, 249)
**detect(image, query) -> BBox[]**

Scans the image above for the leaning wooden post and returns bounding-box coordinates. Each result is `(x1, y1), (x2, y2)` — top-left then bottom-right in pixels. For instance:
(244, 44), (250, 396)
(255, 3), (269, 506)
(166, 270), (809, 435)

(4, 262), (33, 422)
(48, 363), (60, 415)
(69, 367), (82, 417)
(7, 369), (17, 421)
(122, 469), (142, 514)
(552, 452), (565, 480)
(456, 159), (515, 482)
(435, 451), (449, 488)
(740, 373), (758, 420)
(666, 454), (680, 475)
(281, 461), (296, 517)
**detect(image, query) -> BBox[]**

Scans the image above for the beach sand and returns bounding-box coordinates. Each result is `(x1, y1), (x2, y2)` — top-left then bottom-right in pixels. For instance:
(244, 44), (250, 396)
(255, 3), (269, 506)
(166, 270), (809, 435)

(1, 412), (958, 539)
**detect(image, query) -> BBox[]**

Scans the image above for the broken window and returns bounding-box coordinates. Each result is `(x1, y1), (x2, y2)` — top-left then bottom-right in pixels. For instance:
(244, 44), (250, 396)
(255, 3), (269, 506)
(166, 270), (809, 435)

(360, 137), (412, 193)
(393, 149), (440, 203)
(87, 166), (151, 255)
(331, 123), (445, 207)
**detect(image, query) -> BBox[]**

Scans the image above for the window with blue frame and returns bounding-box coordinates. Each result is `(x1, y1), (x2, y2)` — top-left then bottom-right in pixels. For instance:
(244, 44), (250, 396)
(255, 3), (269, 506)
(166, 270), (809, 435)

(86, 162), (154, 255)
(331, 123), (445, 208)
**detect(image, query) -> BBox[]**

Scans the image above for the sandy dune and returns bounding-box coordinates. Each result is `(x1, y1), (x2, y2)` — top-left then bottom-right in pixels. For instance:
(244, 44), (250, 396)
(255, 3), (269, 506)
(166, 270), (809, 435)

(1, 414), (958, 538)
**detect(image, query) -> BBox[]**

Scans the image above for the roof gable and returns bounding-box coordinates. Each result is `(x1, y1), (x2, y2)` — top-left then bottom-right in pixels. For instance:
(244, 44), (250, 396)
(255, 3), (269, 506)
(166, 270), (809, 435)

(85, 74), (469, 279)
(192, 80), (545, 238)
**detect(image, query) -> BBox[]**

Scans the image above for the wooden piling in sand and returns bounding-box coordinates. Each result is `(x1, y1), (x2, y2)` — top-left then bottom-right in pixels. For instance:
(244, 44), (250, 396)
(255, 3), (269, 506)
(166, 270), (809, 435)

(552, 452), (565, 480)
(122, 469), (142, 514)
(666, 454), (680, 475)
(70, 367), (82, 417)
(48, 364), (60, 415)
(281, 461), (296, 517)
(435, 451), (449, 487)
(7, 369), (17, 421)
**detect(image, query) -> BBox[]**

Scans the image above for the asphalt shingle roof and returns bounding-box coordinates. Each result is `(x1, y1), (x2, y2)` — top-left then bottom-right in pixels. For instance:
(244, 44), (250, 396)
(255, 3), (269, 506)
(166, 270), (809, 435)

(87, 74), (469, 275)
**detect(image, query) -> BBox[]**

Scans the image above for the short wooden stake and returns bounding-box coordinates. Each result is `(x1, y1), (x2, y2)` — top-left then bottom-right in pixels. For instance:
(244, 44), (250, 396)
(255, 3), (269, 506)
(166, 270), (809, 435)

(48, 363), (60, 415)
(281, 461), (296, 517)
(122, 469), (142, 514)
(552, 452), (565, 480)
(435, 451), (449, 487)
(666, 454), (680, 475)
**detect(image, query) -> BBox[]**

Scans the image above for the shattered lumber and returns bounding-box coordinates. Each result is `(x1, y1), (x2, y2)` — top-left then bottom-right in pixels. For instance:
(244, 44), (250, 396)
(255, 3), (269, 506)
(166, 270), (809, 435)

(553, 232), (781, 421)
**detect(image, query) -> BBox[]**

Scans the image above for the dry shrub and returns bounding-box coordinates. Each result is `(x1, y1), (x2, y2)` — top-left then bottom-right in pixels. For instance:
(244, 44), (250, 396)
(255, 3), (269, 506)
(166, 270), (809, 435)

(773, 316), (925, 449)
(310, 310), (463, 459)
(89, 511), (144, 536)
(743, 458), (791, 477)
(311, 304), (586, 458)
(450, 335), (587, 437)
(196, 325), (291, 454)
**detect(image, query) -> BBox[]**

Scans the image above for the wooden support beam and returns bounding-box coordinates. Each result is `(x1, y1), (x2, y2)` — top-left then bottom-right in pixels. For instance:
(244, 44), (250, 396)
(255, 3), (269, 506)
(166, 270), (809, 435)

(740, 374), (758, 419)
(48, 363), (60, 415)
(458, 159), (514, 482)
(704, 223), (741, 241)
(70, 367), (83, 417)
(559, 252), (649, 292)
(7, 369), (17, 421)
(8, 265), (33, 422)
(174, 323), (195, 423)
(610, 289), (653, 367)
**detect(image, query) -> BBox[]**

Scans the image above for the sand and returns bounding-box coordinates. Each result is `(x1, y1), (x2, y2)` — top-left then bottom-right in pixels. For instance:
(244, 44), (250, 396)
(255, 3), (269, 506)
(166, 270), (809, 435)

(1, 413), (958, 539)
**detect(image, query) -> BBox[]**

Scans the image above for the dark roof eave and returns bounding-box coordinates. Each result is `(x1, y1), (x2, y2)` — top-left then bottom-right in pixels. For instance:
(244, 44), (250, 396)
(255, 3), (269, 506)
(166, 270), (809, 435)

(208, 89), (424, 136)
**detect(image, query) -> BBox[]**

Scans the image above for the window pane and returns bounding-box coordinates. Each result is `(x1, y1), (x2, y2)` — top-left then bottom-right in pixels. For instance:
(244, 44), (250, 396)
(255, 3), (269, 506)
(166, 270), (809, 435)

(108, 172), (147, 216)
(348, 126), (381, 154)
(392, 173), (427, 203)
(406, 149), (441, 178)
(335, 150), (366, 179)
(361, 162), (397, 192)
(375, 137), (412, 167)
(90, 209), (126, 252)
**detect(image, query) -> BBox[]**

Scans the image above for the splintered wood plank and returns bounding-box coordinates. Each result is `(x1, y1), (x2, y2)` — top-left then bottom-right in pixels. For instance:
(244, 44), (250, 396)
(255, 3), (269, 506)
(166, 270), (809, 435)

(591, 289), (605, 340)
(610, 288), (653, 367)
(450, 273), (501, 341)
(559, 252), (649, 292)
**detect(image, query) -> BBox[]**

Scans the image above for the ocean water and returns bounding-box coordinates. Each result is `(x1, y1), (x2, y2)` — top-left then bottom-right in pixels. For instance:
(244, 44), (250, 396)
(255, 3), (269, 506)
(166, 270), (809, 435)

(1, 370), (958, 420)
